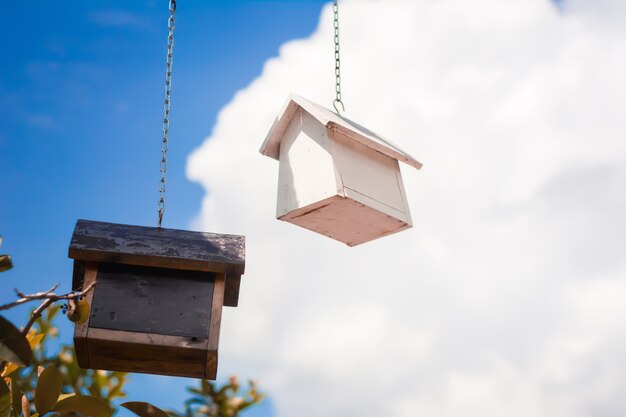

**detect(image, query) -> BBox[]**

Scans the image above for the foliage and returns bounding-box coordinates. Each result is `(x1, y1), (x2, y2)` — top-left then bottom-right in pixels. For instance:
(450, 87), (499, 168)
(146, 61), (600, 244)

(0, 244), (264, 417)
(173, 377), (264, 417)
(1, 305), (127, 417)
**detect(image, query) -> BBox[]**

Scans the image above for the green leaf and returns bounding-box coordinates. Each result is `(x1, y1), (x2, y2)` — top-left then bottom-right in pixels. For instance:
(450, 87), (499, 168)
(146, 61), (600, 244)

(0, 379), (10, 417)
(121, 402), (170, 417)
(53, 395), (113, 417)
(76, 300), (90, 324)
(68, 300), (90, 325)
(0, 255), (12, 273)
(9, 379), (21, 417)
(34, 366), (63, 414)
(0, 316), (33, 367)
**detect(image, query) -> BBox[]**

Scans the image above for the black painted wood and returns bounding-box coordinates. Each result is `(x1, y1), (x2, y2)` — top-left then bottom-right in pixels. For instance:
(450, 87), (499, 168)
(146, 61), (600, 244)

(90, 263), (214, 338)
(68, 220), (245, 275)
(72, 260), (86, 291)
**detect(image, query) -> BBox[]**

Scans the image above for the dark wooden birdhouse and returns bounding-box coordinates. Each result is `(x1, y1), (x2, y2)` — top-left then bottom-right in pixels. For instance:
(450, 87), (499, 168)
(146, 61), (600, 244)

(68, 219), (245, 379)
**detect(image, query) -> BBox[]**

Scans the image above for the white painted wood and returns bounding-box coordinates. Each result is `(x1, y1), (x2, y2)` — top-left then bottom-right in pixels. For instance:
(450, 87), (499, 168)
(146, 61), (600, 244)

(331, 129), (408, 218)
(261, 94), (422, 170)
(285, 195), (411, 247)
(276, 109), (340, 218)
(261, 94), (421, 246)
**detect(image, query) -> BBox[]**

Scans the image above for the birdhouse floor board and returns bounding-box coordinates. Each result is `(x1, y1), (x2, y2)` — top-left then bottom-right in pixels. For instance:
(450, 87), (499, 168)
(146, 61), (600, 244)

(89, 263), (214, 338)
(282, 195), (411, 246)
(86, 328), (211, 379)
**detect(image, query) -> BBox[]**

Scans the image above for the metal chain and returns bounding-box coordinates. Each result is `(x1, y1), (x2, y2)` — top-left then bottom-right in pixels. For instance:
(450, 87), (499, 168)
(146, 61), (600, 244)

(333, 0), (345, 114)
(158, 0), (176, 228)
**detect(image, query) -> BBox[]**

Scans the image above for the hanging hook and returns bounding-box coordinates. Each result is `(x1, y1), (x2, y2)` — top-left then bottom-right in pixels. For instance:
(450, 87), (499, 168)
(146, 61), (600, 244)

(333, 99), (345, 114)
(157, 208), (164, 228)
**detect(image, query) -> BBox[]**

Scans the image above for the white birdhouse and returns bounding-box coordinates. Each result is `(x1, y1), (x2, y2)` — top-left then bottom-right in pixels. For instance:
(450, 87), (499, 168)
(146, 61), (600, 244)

(260, 94), (422, 246)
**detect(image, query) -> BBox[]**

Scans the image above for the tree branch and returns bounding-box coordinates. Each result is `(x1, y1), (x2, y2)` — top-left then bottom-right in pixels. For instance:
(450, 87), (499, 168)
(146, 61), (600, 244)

(0, 282), (95, 313)
(0, 282), (96, 375)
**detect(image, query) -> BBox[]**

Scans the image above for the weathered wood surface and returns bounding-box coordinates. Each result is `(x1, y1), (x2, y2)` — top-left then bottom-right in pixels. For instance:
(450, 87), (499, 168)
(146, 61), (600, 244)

(73, 262), (98, 369)
(223, 274), (241, 307)
(90, 263), (214, 338)
(69, 220), (245, 275)
(206, 274), (225, 379)
(87, 328), (210, 379)
(72, 262), (226, 379)
(72, 261), (86, 290)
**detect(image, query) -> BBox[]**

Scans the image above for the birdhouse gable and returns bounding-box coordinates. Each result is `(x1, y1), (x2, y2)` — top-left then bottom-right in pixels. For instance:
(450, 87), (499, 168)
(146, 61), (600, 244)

(260, 94), (422, 170)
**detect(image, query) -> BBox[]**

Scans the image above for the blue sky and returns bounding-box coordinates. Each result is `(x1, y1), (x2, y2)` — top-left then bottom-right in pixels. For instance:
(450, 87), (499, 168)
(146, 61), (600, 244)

(1, 1), (326, 416)
(5, 1), (626, 417)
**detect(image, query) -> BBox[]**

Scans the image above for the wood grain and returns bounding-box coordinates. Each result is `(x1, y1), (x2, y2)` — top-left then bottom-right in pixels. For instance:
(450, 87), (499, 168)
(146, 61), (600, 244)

(87, 328), (209, 378)
(223, 274), (241, 307)
(69, 220), (245, 274)
(72, 261), (86, 291)
(90, 263), (214, 338)
(206, 273), (225, 379)
(73, 262), (98, 369)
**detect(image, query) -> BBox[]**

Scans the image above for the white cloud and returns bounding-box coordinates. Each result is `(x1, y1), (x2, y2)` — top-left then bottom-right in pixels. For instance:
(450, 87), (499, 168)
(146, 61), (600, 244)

(186, 0), (626, 416)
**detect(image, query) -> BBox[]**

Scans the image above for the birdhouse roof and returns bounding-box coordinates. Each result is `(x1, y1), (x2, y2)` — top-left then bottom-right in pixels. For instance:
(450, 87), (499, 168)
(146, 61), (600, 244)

(260, 94), (422, 169)
(68, 219), (245, 275)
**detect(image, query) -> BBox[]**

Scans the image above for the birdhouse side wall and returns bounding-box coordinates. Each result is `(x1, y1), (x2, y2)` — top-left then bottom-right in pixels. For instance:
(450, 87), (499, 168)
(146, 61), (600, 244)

(73, 262), (226, 379)
(329, 128), (412, 225)
(276, 109), (342, 218)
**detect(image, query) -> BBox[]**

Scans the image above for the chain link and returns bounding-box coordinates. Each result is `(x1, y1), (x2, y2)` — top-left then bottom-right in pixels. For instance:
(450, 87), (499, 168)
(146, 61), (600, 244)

(158, 0), (176, 228)
(333, 0), (345, 114)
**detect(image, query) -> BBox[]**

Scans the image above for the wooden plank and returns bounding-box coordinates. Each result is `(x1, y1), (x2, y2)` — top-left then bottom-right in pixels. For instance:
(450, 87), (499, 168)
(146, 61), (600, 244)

(330, 127), (409, 216)
(276, 109), (340, 218)
(87, 328), (208, 379)
(259, 98), (300, 160)
(206, 273), (225, 379)
(73, 262), (97, 369)
(89, 263), (214, 338)
(260, 94), (422, 169)
(328, 120), (423, 170)
(71, 260), (86, 291)
(224, 274), (241, 307)
(68, 220), (245, 275)
(206, 351), (218, 381)
(284, 195), (410, 247)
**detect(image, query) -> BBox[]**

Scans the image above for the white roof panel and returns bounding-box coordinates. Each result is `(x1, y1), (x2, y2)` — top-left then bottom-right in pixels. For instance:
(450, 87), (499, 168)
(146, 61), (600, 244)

(260, 94), (422, 169)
